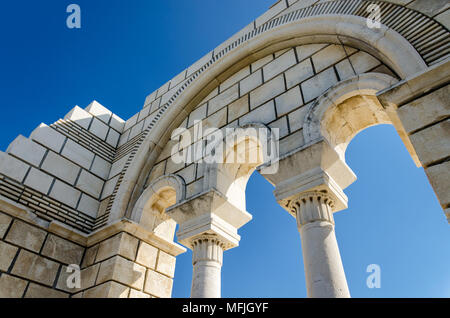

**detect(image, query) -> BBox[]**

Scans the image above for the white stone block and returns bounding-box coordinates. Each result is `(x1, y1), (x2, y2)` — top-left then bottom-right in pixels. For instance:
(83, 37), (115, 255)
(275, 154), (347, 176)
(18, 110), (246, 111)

(208, 84), (239, 115)
(220, 66), (250, 92)
(349, 51), (381, 74)
(41, 151), (80, 185)
(251, 55), (274, 72)
(228, 96), (250, 122)
(30, 123), (66, 153)
(77, 194), (99, 218)
(109, 155), (129, 179)
(106, 129), (120, 148)
(295, 44), (328, 62)
(110, 114), (125, 133)
(255, 0), (287, 27)
(129, 120), (144, 139)
(7, 135), (46, 167)
(312, 44), (347, 73)
(123, 113), (139, 133)
(101, 175), (119, 200)
(118, 130), (130, 148)
(285, 58), (314, 89)
(64, 106), (93, 130)
(90, 156), (111, 180)
(188, 104), (207, 128)
(49, 180), (81, 208)
(269, 116), (289, 138)
(187, 51), (213, 77)
(240, 69), (263, 96)
(335, 59), (356, 81)
(250, 74), (285, 109)
(288, 103), (310, 132)
(239, 100), (276, 126)
(85, 101), (112, 124)
(263, 49), (297, 81)
(24, 168), (53, 194)
(89, 118), (109, 141)
(301, 67), (338, 102)
(76, 170), (104, 199)
(275, 86), (303, 117)
(61, 139), (95, 170)
(0, 152), (29, 182)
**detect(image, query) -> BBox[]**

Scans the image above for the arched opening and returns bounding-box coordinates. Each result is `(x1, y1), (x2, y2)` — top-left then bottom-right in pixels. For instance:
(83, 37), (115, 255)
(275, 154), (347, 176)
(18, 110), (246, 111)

(130, 175), (185, 243)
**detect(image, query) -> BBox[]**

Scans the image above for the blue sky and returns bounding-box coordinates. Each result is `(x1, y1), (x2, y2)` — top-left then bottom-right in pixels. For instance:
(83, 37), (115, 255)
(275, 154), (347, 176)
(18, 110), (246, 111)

(0, 1), (449, 298)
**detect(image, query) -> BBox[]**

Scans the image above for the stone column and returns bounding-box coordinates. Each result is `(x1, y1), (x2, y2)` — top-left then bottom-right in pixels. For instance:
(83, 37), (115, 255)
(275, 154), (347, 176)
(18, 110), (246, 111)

(190, 235), (225, 298)
(289, 191), (350, 298)
(166, 189), (252, 299)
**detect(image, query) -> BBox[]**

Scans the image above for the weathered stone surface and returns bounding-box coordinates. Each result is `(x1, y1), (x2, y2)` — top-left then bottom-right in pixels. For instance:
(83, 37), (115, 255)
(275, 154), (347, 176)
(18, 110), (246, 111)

(41, 151), (80, 185)
(0, 213), (12, 239)
(250, 75), (285, 109)
(285, 58), (314, 89)
(425, 161), (450, 207)
(144, 270), (173, 298)
(129, 289), (151, 298)
(228, 96), (249, 123)
(397, 86), (450, 134)
(136, 242), (158, 269)
(263, 49), (296, 81)
(56, 263), (100, 293)
(240, 70), (263, 96)
(83, 281), (130, 298)
(157, 251), (176, 278)
(95, 233), (139, 262)
(41, 234), (84, 265)
(11, 250), (60, 286)
(410, 120), (450, 166)
(82, 245), (99, 268)
(312, 45), (347, 73)
(208, 84), (239, 115)
(25, 283), (69, 298)
(301, 67), (338, 102)
(0, 274), (28, 298)
(0, 241), (18, 271)
(49, 180), (81, 209)
(275, 86), (303, 117)
(97, 256), (146, 290)
(23, 168), (53, 194)
(5, 220), (47, 253)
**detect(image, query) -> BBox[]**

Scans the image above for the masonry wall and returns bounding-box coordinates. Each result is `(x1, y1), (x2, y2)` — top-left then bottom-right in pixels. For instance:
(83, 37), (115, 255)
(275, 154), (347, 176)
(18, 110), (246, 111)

(144, 43), (397, 200)
(0, 200), (180, 298)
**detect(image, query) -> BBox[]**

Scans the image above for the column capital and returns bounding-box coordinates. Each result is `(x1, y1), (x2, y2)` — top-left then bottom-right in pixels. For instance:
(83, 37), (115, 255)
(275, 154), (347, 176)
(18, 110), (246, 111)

(287, 190), (335, 228)
(166, 189), (252, 250)
(191, 234), (225, 266)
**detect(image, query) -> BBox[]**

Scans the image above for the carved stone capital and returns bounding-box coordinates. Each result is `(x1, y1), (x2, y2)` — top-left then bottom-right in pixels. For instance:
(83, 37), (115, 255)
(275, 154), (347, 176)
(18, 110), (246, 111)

(288, 191), (335, 228)
(191, 234), (225, 266)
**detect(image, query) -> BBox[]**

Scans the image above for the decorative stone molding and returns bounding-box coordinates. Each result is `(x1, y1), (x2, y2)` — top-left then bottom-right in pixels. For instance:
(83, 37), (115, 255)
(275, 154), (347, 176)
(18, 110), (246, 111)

(166, 189), (252, 250)
(288, 191), (335, 228)
(191, 234), (225, 266)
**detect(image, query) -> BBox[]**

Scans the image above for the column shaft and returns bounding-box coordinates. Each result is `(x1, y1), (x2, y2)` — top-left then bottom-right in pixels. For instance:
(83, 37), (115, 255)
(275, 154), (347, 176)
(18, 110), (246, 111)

(190, 236), (224, 298)
(290, 192), (350, 298)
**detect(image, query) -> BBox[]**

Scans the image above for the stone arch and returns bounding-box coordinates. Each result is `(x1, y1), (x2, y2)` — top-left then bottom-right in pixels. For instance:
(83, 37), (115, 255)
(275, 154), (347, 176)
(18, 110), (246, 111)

(202, 123), (278, 210)
(129, 174), (185, 242)
(107, 12), (431, 225)
(302, 72), (402, 160)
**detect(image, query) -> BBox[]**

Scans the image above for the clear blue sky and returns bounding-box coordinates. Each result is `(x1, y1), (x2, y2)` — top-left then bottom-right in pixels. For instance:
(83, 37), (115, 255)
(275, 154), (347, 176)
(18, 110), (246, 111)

(0, 1), (449, 298)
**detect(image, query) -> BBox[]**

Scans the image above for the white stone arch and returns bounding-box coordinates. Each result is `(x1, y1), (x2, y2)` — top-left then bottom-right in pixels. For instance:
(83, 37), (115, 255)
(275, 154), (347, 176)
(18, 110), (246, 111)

(130, 174), (185, 242)
(107, 14), (428, 224)
(202, 123), (278, 211)
(301, 72), (422, 167)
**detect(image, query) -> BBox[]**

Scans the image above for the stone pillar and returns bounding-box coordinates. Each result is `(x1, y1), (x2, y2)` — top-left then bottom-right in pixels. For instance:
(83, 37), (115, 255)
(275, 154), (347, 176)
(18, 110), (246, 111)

(166, 189), (252, 298)
(190, 235), (225, 298)
(288, 191), (350, 298)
